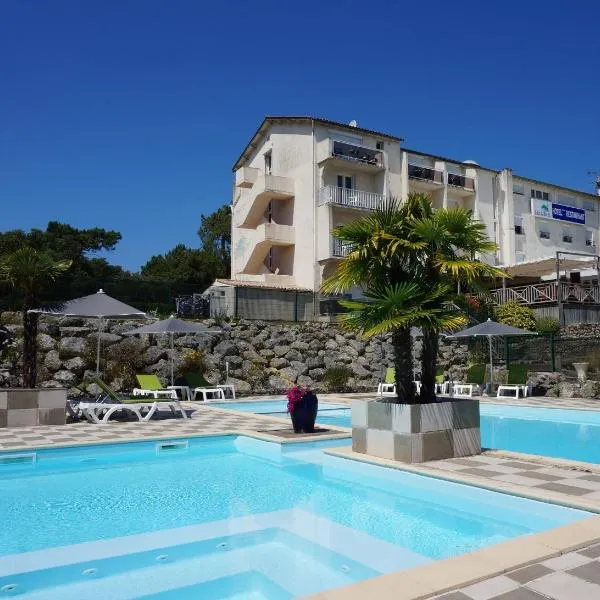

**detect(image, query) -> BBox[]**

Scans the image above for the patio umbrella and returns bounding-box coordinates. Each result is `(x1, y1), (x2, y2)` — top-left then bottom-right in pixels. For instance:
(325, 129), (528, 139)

(124, 316), (221, 385)
(446, 319), (536, 388)
(31, 289), (146, 374)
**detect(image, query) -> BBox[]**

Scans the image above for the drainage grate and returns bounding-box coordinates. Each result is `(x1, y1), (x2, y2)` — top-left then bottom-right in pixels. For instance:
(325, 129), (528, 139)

(0, 453), (36, 466)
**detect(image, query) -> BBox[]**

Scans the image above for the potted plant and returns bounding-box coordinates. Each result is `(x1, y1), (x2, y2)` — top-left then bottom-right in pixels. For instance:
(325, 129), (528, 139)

(286, 385), (318, 433)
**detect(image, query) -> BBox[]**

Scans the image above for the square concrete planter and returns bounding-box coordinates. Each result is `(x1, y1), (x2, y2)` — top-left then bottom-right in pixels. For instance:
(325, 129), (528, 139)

(351, 398), (480, 463)
(0, 389), (67, 427)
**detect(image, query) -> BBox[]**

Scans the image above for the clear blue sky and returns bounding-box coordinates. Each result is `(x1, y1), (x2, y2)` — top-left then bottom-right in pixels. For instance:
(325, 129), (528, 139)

(1, 0), (599, 270)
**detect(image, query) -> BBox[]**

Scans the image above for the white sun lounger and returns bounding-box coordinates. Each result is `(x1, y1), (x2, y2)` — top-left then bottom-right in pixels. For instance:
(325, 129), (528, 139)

(132, 388), (178, 399)
(191, 387), (226, 401)
(77, 400), (187, 424)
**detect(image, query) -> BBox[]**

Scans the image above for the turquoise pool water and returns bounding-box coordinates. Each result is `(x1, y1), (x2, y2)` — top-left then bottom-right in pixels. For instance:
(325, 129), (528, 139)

(0, 435), (590, 599)
(214, 400), (600, 464)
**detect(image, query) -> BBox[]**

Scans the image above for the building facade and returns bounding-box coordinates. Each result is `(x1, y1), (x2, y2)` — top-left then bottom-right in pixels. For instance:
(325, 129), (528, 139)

(212, 116), (600, 319)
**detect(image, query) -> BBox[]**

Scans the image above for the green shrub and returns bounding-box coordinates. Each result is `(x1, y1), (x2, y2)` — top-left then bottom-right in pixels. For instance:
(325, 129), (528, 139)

(535, 316), (560, 334)
(493, 302), (536, 331)
(104, 339), (146, 389)
(322, 365), (352, 392)
(180, 349), (207, 374)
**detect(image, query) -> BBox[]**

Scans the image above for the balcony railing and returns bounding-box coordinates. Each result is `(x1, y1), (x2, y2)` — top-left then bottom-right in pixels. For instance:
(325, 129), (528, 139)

(448, 173), (475, 191)
(331, 141), (384, 167)
(318, 186), (385, 211)
(408, 164), (444, 185)
(332, 239), (355, 258)
(488, 282), (600, 306)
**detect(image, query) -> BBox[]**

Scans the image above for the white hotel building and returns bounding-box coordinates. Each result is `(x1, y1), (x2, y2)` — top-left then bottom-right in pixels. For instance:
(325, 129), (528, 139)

(210, 116), (600, 321)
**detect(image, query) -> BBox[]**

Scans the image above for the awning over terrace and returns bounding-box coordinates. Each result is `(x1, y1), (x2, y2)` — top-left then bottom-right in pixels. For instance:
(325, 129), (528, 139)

(499, 255), (599, 279)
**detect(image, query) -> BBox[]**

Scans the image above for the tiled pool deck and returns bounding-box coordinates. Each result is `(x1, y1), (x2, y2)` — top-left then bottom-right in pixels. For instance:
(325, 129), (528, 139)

(1, 393), (600, 600)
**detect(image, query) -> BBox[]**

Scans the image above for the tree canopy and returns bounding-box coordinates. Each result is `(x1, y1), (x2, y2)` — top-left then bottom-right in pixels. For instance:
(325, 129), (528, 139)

(0, 205), (232, 313)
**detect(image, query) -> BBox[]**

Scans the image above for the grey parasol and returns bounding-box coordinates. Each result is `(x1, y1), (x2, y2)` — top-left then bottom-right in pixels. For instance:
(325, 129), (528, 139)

(124, 316), (221, 385)
(31, 289), (146, 374)
(446, 318), (536, 388)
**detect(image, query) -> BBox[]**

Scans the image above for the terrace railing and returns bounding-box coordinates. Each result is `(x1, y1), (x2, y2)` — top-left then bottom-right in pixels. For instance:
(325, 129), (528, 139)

(488, 282), (600, 305)
(318, 186), (385, 211)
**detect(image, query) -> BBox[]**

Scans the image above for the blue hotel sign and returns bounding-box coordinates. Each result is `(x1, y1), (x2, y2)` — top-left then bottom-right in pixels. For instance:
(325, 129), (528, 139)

(531, 199), (585, 225)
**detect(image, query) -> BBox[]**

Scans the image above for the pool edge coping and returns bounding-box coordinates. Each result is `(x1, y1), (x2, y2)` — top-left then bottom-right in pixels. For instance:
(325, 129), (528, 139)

(324, 446), (600, 513)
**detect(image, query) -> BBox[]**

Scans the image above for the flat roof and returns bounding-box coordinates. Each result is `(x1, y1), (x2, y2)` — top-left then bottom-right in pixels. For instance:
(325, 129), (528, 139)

(232, 116), (403, 171)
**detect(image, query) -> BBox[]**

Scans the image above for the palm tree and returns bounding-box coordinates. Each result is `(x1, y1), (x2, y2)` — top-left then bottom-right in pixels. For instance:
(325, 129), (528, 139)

(321, 197), (465, 404)
(404, 195), (505, 401)
(0, 248), (71, 387)
(322, 194), (503, 404)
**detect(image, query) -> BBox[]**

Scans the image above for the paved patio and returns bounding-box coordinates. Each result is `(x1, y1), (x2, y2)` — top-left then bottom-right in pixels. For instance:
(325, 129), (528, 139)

(432, 542), (600, 600)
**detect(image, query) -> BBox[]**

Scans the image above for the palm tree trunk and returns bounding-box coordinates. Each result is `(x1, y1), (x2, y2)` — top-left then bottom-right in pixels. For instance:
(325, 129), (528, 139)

(391, 327), (416, 404)
(420, 328), (439, 402)
(21, 293), (38, 388)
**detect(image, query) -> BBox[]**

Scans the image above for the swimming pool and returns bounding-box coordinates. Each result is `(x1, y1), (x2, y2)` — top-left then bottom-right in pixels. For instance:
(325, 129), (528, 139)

(0, 435), (590, 598)
(213, 400), (600, 464)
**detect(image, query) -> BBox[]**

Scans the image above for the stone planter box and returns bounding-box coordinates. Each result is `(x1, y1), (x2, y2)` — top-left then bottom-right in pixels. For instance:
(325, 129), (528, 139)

(351, 398), (480, 463)
(0, 388), (67, 428)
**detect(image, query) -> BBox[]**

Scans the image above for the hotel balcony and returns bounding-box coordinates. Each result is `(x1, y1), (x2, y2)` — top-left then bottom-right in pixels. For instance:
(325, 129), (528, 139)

(318, 186), (385, 211)
(331, 238), (355, 258)
(233, 174), (295, 228)
(317, 139), (385, 171)
(447, 173), (476, 196)
(407, 164), (444, 191)
(239, 223), (295, 274)
(235, 166), (260, 189)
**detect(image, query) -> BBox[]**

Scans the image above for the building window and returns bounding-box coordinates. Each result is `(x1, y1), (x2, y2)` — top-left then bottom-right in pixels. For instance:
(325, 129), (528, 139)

(562, 228), (573, 244)
(539, 229), (551, 240)
(586, 230), (596, 247)
(515, 252), (525, 264)
(557, 194), (576, 207)
(264, 151), (272, 175)
(514, 216), (524, 235)
(513, 183), (525, 195)
(584, 199), (597, 212)
(531, 189), (549, 201)
(376, 140), (384, 150)
(337, 175), (354, 189)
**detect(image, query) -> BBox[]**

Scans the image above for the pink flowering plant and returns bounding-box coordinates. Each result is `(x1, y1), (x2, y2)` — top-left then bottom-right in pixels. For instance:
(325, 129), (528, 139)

(286, 385), (309, 413)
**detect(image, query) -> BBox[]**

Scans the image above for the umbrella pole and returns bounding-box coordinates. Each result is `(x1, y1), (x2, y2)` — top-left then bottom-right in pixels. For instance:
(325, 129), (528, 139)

(488, 335), (493, 394)
(170, 333), (174, 387)
(96, 318), (102, 375)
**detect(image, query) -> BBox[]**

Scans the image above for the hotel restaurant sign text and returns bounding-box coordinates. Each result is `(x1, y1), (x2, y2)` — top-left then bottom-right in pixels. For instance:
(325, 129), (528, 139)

(531, 198), (585, 225)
